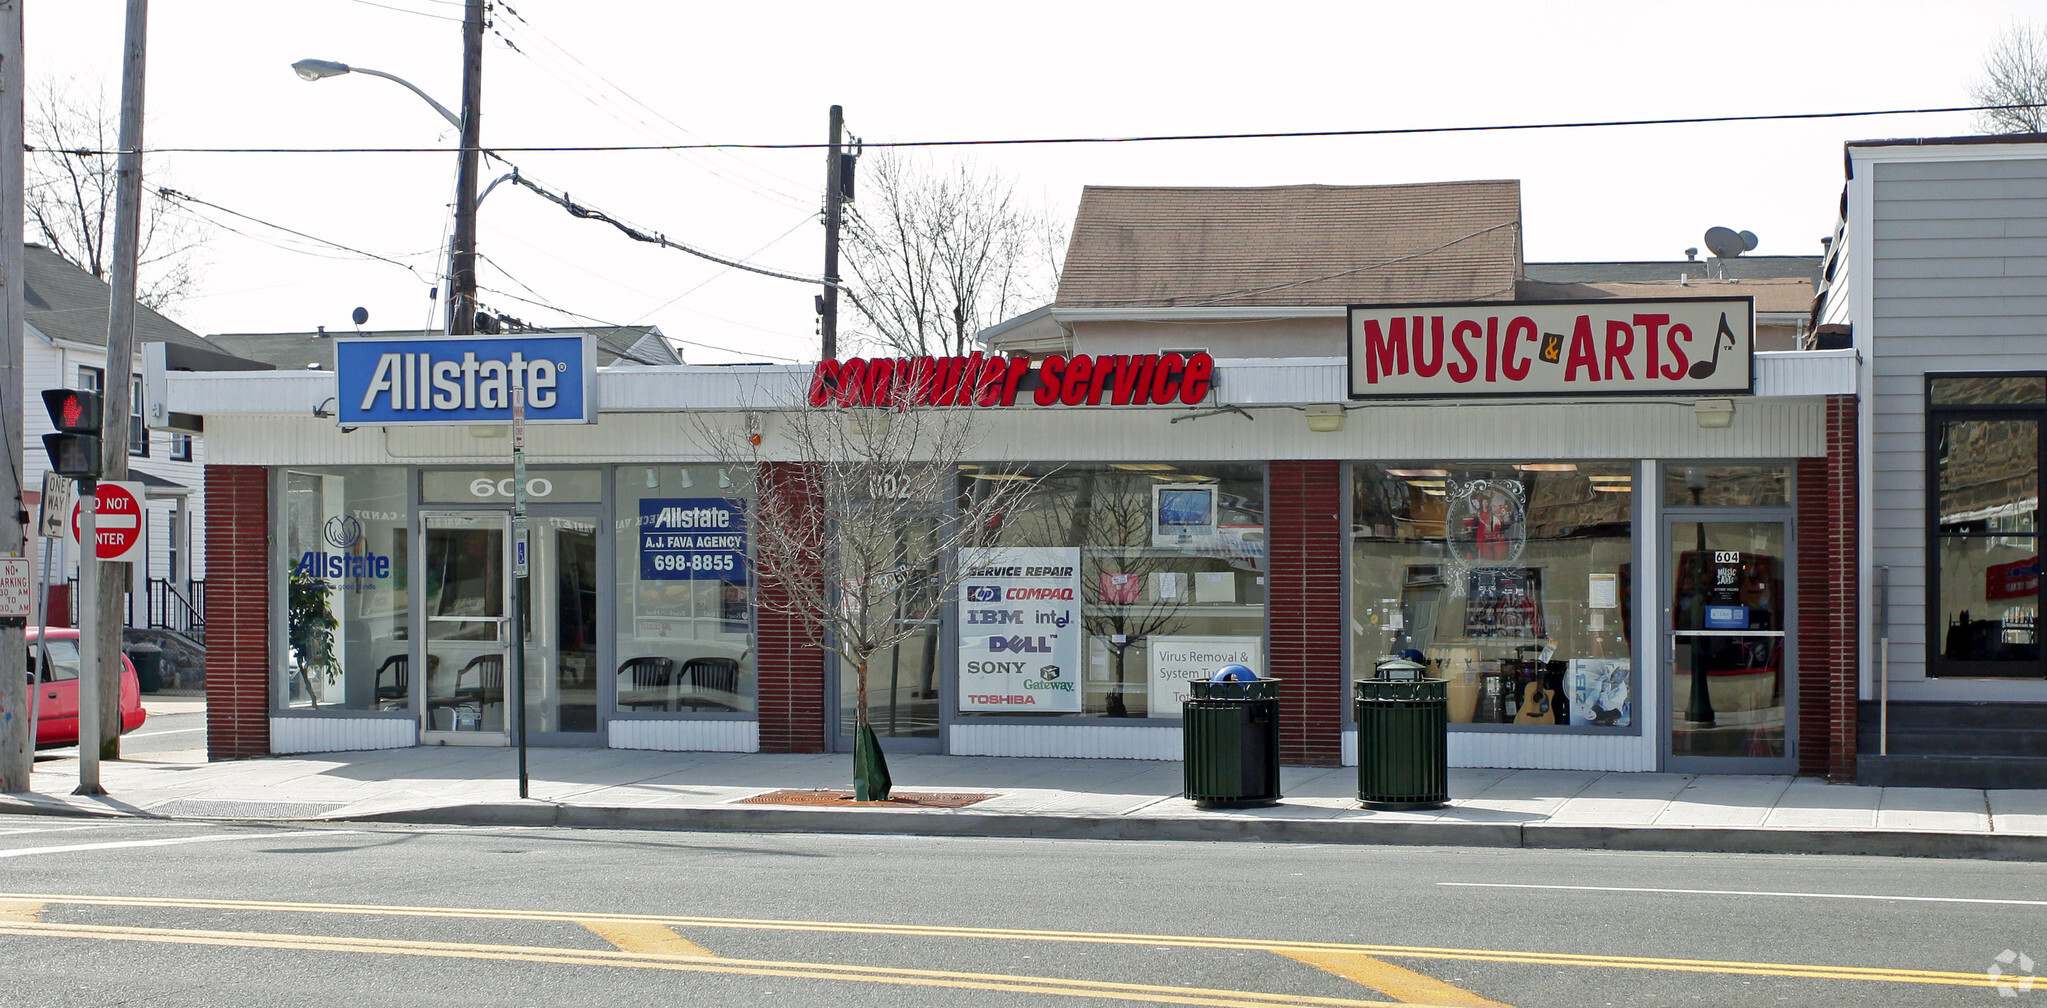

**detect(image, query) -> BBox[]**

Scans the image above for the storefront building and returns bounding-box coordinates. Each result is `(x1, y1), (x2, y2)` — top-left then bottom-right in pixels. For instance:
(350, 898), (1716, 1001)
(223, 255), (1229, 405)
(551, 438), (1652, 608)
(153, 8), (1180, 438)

(1820, 135), (2047, 787)
(175, 182), (1859, 776)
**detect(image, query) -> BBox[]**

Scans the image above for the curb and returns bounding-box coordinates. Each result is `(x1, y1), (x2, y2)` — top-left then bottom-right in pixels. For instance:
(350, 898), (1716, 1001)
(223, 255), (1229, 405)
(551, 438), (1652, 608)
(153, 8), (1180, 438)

(325, 803), (2047, 861)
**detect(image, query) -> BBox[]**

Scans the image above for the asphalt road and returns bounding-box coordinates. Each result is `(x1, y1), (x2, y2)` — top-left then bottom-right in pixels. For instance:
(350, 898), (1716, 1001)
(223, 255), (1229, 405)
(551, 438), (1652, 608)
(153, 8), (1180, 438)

(0, 816), (2037, 1007)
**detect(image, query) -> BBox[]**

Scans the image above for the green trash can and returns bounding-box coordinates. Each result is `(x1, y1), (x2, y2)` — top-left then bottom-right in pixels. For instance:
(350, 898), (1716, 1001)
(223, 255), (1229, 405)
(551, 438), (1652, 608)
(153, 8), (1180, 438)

(125, 643), (164, 694)
(1355, 676), (1448, 809)
(1182, 671), (1281, 809)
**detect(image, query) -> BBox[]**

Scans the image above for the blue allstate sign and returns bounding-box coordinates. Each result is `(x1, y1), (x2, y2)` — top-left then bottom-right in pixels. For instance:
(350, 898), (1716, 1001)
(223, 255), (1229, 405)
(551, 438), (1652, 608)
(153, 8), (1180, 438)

(334, 334), (598, 425)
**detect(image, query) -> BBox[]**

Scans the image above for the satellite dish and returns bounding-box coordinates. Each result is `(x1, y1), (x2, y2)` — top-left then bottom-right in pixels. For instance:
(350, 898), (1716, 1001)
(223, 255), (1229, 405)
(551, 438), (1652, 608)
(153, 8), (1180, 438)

(1703, 227), (1749, 259)
(351, 306), (369, 326)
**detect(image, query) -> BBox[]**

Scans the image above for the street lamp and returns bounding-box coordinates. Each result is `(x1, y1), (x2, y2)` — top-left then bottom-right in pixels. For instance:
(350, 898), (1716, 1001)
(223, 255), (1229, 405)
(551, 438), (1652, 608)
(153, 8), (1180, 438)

(292, 55), (478, 335)
(290, 59), (462, 131)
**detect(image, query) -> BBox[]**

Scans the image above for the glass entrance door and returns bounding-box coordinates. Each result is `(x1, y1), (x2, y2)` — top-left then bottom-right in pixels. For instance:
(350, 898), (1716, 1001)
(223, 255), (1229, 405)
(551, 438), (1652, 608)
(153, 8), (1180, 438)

(523, 513), (603, 744)
(421, 512), (511, 745)
(834, 514), (944, 754)
(1665, 519), (1792, 769)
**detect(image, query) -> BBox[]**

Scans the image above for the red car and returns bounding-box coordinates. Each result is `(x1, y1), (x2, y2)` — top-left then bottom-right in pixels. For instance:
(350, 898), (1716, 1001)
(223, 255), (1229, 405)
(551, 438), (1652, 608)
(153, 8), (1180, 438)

(26, 628), (147, 749)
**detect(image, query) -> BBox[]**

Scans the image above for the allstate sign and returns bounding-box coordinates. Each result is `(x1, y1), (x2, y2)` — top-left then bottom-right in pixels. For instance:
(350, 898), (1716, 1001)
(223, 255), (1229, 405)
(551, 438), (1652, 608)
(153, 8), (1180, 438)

(335, 334), (598, 425)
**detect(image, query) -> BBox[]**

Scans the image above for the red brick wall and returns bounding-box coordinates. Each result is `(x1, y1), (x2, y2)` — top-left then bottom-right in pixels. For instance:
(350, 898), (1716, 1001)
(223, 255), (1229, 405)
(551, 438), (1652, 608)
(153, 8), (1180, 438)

(753, 462), (827, 753)
(1796, 396), (1859, 780)
(204, 465), (271, 760)
(1267, 460), (1346, 765)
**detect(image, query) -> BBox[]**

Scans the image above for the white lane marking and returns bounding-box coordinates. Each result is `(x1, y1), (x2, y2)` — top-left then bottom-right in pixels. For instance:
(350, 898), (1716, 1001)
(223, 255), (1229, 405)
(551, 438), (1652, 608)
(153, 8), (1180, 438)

(0, 824), (130, 838)
(0, 830), (360, 859)
(124, 728), (204, 739)
(1440, 881), (2047, 907)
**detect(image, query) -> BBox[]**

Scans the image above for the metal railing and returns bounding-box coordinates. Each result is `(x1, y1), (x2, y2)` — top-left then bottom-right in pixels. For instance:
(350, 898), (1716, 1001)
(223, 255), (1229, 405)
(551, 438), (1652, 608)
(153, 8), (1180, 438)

(58, 577), (205, 633)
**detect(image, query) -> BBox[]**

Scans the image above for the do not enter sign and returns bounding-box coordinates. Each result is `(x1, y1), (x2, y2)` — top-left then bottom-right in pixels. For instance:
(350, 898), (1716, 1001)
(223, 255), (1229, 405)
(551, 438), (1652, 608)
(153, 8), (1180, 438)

(70, 481), (146, 563)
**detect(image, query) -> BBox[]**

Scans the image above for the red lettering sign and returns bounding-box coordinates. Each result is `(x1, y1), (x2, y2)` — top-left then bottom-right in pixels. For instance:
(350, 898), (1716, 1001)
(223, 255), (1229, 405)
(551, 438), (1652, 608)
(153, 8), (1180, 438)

(808, 352), (1218, 409)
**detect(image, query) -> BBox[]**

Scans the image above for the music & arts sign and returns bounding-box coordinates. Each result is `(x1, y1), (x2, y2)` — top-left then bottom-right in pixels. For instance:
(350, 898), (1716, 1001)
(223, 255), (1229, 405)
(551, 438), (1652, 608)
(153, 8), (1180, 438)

(1348, 297), (1753, 398)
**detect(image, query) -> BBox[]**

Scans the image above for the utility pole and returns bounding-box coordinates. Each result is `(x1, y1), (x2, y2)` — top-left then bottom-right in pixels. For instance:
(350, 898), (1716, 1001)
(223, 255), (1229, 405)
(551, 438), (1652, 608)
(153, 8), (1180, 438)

(819, 105), (845, 361)
(90, 0), (148, 771)
(0, 0), (30, 793)
(446, 0), (483, 336)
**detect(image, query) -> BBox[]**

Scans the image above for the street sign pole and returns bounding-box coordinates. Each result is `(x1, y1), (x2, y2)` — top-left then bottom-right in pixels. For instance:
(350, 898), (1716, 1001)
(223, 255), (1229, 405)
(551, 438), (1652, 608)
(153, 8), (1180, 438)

(511, 378), (529, 800)
(74, 478), (102, 795)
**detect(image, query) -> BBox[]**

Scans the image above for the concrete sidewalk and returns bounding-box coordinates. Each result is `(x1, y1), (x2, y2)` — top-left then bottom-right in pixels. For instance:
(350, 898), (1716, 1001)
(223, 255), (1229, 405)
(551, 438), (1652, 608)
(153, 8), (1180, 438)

(8, 745), (2047, 860)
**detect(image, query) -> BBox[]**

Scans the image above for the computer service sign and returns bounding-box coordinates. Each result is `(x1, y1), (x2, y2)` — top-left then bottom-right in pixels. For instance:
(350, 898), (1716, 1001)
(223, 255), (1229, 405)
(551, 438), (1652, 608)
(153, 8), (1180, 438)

(956, 547), (1082, 713)
(1348, 297), (1753, 399)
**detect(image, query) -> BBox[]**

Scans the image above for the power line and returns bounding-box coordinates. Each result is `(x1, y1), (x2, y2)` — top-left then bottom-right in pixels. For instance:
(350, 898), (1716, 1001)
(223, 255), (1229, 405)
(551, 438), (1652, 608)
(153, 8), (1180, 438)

(507, 171), (836, 287)
(46, 101), (2047, 156)
(153, 187), (437, 281)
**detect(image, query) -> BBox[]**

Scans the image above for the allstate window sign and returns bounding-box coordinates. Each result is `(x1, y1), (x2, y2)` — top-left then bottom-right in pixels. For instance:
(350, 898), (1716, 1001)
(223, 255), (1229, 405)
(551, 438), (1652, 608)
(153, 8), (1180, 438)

(334, 334), (598, 425)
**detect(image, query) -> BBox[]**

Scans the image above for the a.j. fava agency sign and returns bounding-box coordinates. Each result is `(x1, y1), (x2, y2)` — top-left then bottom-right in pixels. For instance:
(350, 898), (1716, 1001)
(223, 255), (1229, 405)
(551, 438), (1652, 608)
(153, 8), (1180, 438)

(1348, 298), (1754, 399)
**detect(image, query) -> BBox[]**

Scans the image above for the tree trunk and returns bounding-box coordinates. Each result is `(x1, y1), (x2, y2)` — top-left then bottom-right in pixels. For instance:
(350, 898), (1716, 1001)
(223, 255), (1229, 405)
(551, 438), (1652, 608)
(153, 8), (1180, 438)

(852, 654), (892, 800)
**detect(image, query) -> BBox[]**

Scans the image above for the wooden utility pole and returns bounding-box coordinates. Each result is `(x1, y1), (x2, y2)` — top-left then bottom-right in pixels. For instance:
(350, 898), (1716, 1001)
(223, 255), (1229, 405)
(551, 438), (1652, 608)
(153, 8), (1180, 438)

(89, 0), (148, 773)
(446, 0), (483, 336)
(819, 105), (845, 360)
(0, 0), (31, 792)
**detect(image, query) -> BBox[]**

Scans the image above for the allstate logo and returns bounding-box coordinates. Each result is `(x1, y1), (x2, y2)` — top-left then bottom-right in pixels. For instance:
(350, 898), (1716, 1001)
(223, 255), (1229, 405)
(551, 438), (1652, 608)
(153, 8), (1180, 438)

(324, 515), (363, 549)
(1991, 949), (2036, 997)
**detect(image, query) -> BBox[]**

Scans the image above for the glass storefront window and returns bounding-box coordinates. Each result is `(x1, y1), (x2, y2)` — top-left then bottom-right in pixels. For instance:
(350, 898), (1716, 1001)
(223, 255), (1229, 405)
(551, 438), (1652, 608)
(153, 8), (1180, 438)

(279, 467), (410, 711)
(1663, 465), (1791, 508)
(1352, 463), (1634, 730)
(613, 466), (755, 714)
(963, 462), (1267, 719)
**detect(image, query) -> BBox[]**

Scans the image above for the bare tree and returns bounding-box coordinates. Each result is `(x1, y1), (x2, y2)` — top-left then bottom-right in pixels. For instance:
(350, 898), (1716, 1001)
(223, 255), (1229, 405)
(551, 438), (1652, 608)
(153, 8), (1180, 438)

(843, 153), (1065, 358)
(708, 380), (1037, 799)
(1973, 22), (2047, 134)
(28, 82), (206, 309)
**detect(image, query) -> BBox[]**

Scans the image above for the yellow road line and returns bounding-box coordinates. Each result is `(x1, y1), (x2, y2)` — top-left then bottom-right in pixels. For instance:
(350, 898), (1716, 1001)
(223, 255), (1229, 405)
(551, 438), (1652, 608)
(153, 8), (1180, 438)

(0, 900), (42, 923)
(0, 892), (1999, 989)
(580, 920), (717, 958)
(0, 920), (1421, 1008)
(1279, 949), (1514, 1008)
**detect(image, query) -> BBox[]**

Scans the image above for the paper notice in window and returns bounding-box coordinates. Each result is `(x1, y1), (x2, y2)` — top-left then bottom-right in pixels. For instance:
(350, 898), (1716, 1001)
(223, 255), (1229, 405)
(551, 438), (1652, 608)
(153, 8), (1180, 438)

(1151, 572), (1184, 601)
(1589, 572), (1618, 610)
(1195, 571), (1236, 603)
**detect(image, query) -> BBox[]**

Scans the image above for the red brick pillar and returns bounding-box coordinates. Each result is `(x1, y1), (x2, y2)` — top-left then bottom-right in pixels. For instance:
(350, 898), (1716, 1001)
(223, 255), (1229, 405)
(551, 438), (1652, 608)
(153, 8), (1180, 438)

(1796, 395), (1859, 780)
(1267, 460), (1346, 765)
(753, 462), (827, 753)
(204, 465), (271, 759)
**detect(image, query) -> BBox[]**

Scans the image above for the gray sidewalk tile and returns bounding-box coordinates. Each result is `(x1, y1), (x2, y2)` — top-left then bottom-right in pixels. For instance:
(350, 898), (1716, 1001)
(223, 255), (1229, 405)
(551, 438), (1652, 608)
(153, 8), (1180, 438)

(1655, 775), (1795, 827)
(1988, 790), (2047, 834)
(1876, 787), (1991, 832)
(1763, 776), (1880, 829)
(1542, 772), (1692, 825)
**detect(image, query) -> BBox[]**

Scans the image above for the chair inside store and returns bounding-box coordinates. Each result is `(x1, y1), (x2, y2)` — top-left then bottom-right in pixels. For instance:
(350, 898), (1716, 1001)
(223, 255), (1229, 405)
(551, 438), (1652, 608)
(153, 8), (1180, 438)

(375, 655), (408, 705)
(455, 654), (505, 709)
(617, 656), (678, 711)
(680, 657), (740, 711)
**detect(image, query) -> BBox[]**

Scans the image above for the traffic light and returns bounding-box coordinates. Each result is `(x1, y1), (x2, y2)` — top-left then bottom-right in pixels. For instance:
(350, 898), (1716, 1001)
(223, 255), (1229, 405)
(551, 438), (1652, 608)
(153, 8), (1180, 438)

(41, 388), (102, 479)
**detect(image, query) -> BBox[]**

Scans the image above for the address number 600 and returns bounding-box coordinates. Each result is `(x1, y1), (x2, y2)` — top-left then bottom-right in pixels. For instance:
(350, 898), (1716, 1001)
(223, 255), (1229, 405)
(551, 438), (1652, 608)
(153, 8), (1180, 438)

(470, 477), (553, 499)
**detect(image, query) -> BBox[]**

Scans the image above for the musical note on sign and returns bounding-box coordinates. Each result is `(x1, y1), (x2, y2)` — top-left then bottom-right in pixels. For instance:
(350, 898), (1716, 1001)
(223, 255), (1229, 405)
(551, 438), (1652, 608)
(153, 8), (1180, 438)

(1688, 312), (1738, 380)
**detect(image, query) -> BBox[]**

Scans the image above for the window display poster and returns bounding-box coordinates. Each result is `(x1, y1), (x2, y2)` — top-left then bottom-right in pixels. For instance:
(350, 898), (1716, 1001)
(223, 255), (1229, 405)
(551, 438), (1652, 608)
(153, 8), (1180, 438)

(1149, 636), (1263, 717)
(639, 498), (746, 582)
(957, 547), (1082, 712)
(1567, 657), (1631, 727)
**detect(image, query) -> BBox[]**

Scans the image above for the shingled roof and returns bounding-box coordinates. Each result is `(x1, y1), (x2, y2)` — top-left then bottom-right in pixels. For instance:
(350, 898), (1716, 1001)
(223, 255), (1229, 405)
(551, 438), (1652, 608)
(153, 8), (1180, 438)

(24, 243), (212, 350)
(1055, 182), (1523, 308)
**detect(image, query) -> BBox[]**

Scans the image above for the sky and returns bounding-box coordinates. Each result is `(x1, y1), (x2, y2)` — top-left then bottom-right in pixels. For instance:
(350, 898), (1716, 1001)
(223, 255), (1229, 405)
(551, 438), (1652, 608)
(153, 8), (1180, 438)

(25, 0), (2045, 366)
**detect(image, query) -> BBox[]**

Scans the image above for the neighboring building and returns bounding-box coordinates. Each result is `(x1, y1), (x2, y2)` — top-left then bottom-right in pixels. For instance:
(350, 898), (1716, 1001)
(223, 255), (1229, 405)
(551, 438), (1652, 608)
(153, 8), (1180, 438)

(205, 325), (682, 371)
(20, 243), (262, 653)
(169, 181), (1857, 779)
(1816, 134), (2047, 787)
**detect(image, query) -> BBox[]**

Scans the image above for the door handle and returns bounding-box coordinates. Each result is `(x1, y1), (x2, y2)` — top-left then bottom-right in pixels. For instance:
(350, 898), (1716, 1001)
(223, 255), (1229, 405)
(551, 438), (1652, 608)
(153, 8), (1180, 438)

(45, 692), (57, 699)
